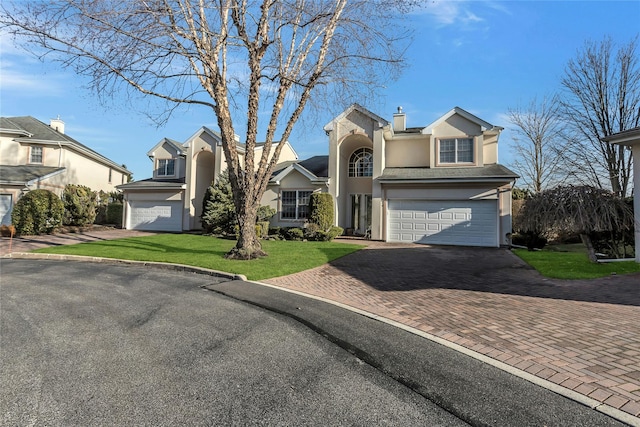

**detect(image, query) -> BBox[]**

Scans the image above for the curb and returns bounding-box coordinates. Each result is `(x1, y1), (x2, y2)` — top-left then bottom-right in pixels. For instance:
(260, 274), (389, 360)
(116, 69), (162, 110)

(3, 253), (637, 426)
(2, 252), (247, 282)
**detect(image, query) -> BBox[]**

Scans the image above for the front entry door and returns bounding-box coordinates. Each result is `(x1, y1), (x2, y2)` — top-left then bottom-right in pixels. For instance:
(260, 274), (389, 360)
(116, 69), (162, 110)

(351, 194), (372, 236)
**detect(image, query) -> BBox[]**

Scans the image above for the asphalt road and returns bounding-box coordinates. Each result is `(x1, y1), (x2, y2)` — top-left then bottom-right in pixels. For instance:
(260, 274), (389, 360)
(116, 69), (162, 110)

(0, 259), (626, 426)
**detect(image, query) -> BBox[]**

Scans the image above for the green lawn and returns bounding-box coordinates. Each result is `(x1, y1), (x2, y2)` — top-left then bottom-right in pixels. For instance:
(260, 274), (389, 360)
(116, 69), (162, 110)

(513, 248), (640, 279)
(33, 234), (364, 281)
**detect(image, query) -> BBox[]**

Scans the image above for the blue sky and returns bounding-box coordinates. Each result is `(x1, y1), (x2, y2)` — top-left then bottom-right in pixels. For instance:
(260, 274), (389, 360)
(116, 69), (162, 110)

(1, 1), (639, 182)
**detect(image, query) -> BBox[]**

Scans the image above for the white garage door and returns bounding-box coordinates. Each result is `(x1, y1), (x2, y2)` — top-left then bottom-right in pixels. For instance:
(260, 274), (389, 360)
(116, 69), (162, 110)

(129, 201), (183, 232)
(388, 199), (498, 247)
(0, 194), (12, 226)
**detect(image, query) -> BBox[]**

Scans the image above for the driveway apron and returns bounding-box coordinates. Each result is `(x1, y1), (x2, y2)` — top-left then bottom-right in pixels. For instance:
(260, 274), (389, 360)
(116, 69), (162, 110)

(265, 240), (640, 420)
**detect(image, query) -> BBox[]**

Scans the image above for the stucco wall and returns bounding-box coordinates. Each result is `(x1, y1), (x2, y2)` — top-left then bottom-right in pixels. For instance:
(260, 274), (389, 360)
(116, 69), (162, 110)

(0, 135), (127, 195)
(432, 115), (482, 137)
(385, 137), (430, 167)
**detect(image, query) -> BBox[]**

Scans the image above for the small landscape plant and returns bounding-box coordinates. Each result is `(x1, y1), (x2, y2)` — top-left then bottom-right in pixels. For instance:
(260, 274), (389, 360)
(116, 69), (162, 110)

(11, 189), (64, 235)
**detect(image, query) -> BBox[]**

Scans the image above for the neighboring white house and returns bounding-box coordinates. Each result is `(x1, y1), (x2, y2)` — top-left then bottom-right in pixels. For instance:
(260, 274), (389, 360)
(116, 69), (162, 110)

(119, 105), (518, 247)
(0, 116), (131, 226)
(602, 127), (640, 263)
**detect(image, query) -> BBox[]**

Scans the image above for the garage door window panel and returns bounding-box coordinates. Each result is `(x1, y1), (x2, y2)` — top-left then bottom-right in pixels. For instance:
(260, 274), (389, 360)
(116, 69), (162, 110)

(438, 138), (474, 164)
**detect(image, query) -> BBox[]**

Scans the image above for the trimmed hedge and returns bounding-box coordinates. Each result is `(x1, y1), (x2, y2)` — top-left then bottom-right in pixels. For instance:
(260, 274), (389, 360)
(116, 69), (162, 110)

(62, 184), (98, 226)
(308, 193), (334, 231)
(11, 189), (64, 235)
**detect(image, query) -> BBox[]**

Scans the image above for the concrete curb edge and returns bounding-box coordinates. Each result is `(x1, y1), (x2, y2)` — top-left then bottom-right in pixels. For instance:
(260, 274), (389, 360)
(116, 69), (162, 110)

(2, 252), (247, 282)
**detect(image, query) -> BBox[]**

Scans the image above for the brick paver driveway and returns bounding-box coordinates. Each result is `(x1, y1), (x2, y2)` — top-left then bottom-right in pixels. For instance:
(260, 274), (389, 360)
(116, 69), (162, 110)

(266, 240), (640, 420)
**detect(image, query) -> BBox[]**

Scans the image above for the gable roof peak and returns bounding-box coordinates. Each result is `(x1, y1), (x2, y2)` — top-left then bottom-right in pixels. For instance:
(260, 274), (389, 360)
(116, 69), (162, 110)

(422, 106), (498, 134)
(323, 103), (389, 132)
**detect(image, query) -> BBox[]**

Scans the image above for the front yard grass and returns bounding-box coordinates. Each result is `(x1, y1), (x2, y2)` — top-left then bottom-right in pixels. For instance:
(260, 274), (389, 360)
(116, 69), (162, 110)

(33, 234), (364, 281)
(513, 248), (640, 279)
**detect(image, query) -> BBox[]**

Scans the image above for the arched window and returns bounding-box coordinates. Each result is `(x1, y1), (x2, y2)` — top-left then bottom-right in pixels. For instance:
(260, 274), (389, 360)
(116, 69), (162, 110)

(348, 148), (373, 177)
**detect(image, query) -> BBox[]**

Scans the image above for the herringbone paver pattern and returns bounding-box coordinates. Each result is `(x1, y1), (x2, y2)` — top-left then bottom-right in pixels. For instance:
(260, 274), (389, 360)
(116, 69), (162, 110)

(266, 240), (640, 419)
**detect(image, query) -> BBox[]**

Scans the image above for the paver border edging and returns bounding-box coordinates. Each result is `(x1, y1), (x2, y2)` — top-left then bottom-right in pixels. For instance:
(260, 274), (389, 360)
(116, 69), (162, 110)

(3, 252), (637, 426)
(2, 252), (247, 281)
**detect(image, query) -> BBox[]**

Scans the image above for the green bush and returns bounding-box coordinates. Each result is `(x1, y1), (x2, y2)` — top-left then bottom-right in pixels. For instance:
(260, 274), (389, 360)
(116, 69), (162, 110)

(11, 189), (64, 235)
(62, 184), (98, 226)
(256, 205), (276, 222)
(106, 203), (123, 227)
(201, 172), (237, 234)
(512, 232), (547, 251)
(257, 221), (270, 238)
(308, 193), (334, 231)
(303, 224), (344, 241)
(285, 227), (304, 241)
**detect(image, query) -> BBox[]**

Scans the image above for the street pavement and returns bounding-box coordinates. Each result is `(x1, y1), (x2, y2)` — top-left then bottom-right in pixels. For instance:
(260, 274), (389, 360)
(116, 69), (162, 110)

(2, 230), (639, 424)
(1, 259), (626, 426)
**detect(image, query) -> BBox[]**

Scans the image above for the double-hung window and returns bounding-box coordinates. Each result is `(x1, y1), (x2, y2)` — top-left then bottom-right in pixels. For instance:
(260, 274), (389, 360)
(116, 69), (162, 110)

(281, 190), (312, 220)
(439, 138), (474, 164)
(157, 159), (175, 176)
(30, 146), (43, 164)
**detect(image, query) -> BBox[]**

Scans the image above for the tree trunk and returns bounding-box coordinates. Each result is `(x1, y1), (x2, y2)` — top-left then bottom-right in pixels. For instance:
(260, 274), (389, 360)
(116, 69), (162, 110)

(580, 233), (598, 263)
(225, 199), (266, 260)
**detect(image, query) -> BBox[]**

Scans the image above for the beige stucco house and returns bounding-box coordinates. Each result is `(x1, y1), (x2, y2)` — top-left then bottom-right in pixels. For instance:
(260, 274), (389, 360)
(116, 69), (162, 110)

(0, 116), (131, 226)
(603, 127), (640, 262)
(117, 126), (298, 231)
(121, 104), (517, 247)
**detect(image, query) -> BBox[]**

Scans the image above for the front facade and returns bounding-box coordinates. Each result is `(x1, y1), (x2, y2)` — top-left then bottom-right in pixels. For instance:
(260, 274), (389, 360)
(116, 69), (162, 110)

(118, 127), (298, 232)
(122, 104), (517, 247)
(0, 116), (131, 225)
(322, 104), (517, 247)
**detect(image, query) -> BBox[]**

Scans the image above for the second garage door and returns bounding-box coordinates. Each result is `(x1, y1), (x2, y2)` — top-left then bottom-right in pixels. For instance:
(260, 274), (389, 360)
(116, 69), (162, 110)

(129, 201), (183, 232)
(387, 199), (498, 247)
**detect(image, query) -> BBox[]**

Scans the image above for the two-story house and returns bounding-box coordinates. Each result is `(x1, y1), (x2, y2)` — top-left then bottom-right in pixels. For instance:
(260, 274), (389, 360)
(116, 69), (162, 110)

(0, 116), (131, 225)
(120, 104), (517, 247)
(260, 104), (517, 247)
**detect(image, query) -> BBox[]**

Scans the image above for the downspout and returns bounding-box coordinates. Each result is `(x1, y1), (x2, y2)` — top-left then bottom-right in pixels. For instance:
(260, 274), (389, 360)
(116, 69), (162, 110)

(57, 142), (63, 167)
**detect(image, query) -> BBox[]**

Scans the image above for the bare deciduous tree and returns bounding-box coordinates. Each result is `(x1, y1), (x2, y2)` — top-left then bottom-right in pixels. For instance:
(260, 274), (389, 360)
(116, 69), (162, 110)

(1, 0), (413, 258)
(507, 95), (568, 193)
(560, 36), (640, 197)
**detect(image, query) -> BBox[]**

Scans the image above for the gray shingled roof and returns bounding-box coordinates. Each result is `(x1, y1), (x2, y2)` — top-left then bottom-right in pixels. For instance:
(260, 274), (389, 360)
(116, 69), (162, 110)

(117, 177), (186, 190)
(0, 165), (66, 185)
(0, 116), (130, 173)
(298, 155), (329, 178)
(379, 164), (518, 182)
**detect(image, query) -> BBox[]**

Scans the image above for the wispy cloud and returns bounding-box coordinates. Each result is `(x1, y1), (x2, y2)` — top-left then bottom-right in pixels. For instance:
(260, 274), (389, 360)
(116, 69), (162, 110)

(1, 33), (68, 96)
(417, 1), (489, 27)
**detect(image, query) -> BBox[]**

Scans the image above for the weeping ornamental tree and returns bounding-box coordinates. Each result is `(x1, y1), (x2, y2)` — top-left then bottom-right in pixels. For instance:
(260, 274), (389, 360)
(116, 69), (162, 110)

(1, 0), (413, 259)
(517, 186), (635, 262)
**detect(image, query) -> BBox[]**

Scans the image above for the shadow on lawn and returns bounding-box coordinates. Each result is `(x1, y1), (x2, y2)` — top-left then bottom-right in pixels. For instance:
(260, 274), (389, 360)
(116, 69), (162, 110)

(325, 245), (640, 307)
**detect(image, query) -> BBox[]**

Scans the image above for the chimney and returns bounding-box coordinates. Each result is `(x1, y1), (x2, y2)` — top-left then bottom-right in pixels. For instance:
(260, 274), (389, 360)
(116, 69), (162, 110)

(393, 106), (406, 132)
(50, 117), (65, 134)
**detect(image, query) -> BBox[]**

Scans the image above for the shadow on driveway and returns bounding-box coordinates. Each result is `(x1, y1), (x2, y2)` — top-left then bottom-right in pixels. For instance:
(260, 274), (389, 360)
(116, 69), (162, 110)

(324, 244), (640, 306)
